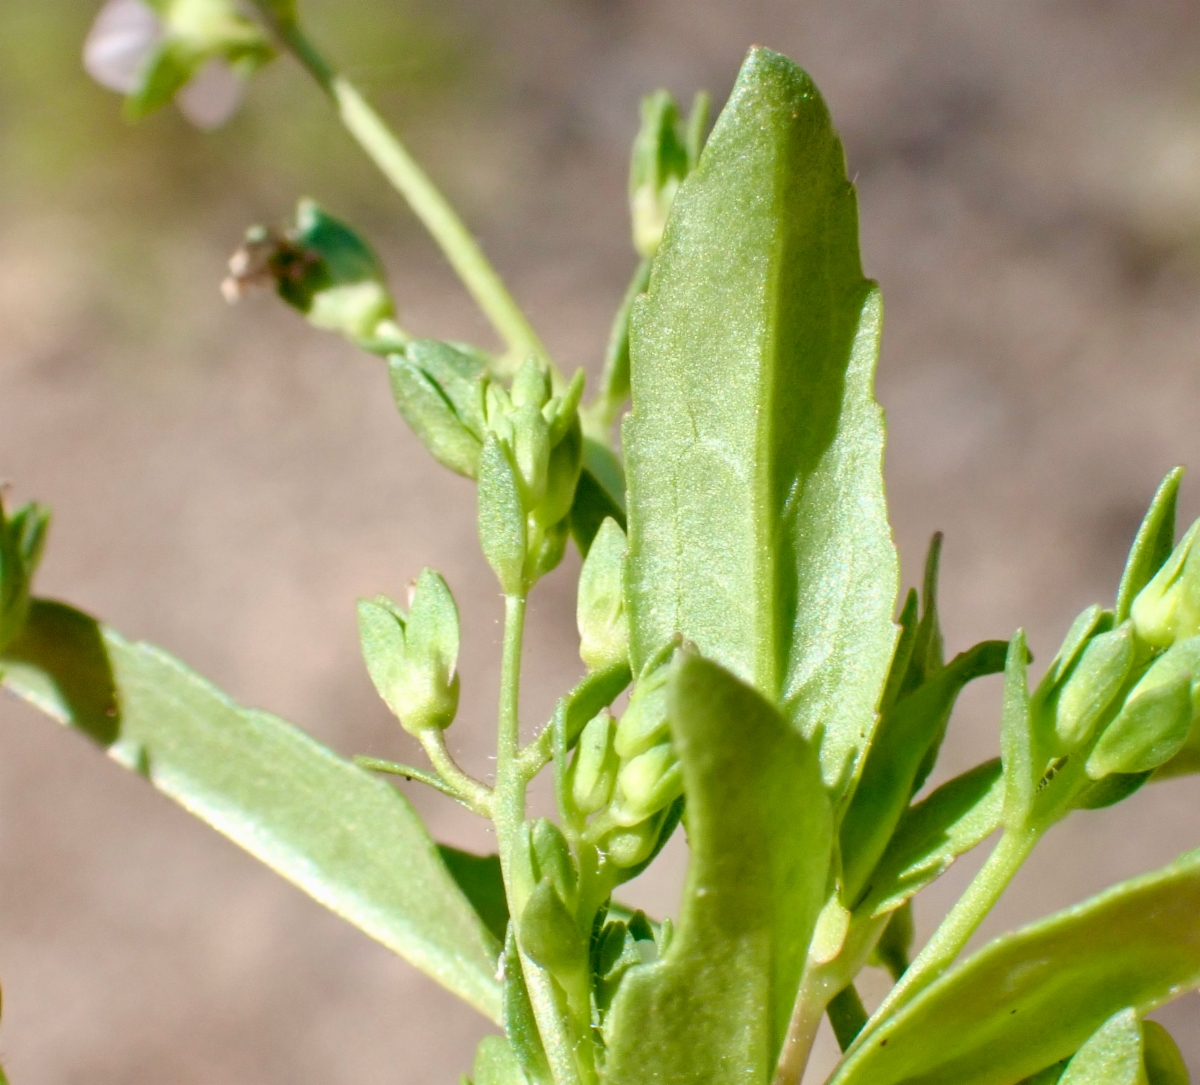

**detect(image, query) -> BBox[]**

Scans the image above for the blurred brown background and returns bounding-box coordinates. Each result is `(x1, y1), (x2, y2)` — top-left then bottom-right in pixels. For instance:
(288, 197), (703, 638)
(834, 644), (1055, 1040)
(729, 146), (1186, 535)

(2, 0), (1200, 1081)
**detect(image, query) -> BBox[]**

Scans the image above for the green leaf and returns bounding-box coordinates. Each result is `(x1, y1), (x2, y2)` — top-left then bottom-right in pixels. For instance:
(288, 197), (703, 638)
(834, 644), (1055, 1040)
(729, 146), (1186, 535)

(1059, 1010), (1147, 1085)
(828, 984), (870, 1052)
(438, 847), (509, 945)
(870, 901), (914, 981)
(902, 533), (947, 700)
(603, 653), (832, 1085)
(569, 440), (626, 557)
(502, 925), (553, 1085)
(1, 600), (502, 1023)
(1000, 631), (1036, 829)
(1116, 468), (1183, 625)
(840, 641), (1007, 904)
(388, 341), (487, 478)
(472, 1035), (531, 1085)
(1142, 1022), (1189, 1085)
(830, 848), (1200, 1085)
(623, 47), (899, 800)
(856, 759), (1003, 919)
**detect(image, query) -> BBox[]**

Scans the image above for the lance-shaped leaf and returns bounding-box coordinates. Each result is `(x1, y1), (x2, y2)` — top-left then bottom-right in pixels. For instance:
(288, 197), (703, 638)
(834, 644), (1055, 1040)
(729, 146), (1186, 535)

(1115, 468), (1183, 625)
(623, 47), (898, 799)
(855, 758), (1003, 919)
(840, 640), (1007, 904)
(830, 847), (1200, 1085)
(603, 654), (832, 1085)
(1058, 1010), (1144, 1085)
(0, 600), (502, 1022)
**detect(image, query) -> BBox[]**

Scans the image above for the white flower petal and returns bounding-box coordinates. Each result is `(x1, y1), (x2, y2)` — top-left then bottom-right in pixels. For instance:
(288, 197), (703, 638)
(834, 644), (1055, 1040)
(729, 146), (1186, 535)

(83, 0), (163, 94)
(176, 58), (244, 129)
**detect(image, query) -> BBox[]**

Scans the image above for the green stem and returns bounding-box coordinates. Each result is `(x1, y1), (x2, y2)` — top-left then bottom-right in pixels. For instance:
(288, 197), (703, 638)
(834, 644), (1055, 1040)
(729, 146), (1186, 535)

(353, 755), (473, 805)
(256, 10), (550, 375)
(867, 827), (1039, 1028)
(492, 593), (586, 1085)
(418, 731), (493, 815)
(773, 969), (831, 1085)
(827, 985), (869, 1053)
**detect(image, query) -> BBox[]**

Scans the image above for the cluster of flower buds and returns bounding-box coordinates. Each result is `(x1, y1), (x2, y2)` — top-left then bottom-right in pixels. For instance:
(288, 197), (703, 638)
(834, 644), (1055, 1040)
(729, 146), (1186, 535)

(84, 0), (274, 128)
(567, 652), (684, 870)
(476, 360), (585, 593)
(357, 569), (461, 737)
(519, 818), (587, 982)
(576, 517), (630, 673)
(628, 89), (708, 258)
(0, 496), (50, 653)
(223, 200), (399, 345)
(1032, 516), (1200, 797)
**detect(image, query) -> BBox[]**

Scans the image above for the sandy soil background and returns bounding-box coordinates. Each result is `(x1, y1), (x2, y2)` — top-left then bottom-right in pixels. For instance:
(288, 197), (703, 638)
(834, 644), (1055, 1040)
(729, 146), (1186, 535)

(2, 0), (1200, 1081)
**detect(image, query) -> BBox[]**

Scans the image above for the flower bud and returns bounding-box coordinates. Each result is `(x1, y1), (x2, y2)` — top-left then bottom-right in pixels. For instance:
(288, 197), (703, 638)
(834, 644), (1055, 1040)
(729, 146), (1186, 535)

(525, 516), (570, 588)
(612, 743), (683, 826)
(533, 420), (582, 531)
(629, 91), (690, 258)
(614, 664), (670, 759)
(529, 818), (578, 910)
(601, 818), (662, 869)
(1054, 622), (1135, 749)
(511, 358), (552, 411)
(357, 570), (461, 735)
(1131, 519), (1200, 649)
(568, 710), (619, 815)
(478, 435), (528, 595)
(1087, 635), (1200, 778)
(519, 877), (584, 976)
(577, 518), (629, 672)
(0, 498), (50, 652)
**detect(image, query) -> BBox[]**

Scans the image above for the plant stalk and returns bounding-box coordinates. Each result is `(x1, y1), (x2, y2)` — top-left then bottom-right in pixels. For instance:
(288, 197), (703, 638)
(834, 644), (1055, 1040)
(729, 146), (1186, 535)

(419, 731), (493, 815)
(491, 593), (587, 1085)
(253, 9), (550, 375)
(773, 968), (833, 1085)
(863, 827), (1039, 1032)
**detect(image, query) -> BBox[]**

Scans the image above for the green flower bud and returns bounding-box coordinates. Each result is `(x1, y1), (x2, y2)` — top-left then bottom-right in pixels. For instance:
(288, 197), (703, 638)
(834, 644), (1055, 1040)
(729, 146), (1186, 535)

(533, 418), (582, 530)
(1087, 635), (1200, 778)
(524, 516), (570, 587)
(629, 91), (690, 258)
(478, 435), (528, 595)
(0, 498), (50, 652)
(529, 818), (577, 909)
(614, 664), (670, 760)
(601, 818), (662, 869)
(519, 877), (584, 976)
(577, 518), (629, 672)
(568, 710), (619, 815)
(511, 405), (552, 513)
(1036, 604), (1111, 696)
(511, 357), (552, 411)
(612, 743), (683, 826)
(1131, 519), (1200, 649)
(357, 570), (461, 735)
(224, 201), (395, 343)
(1054, 622), (1135, 749)
(388, 341), (487, 478)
